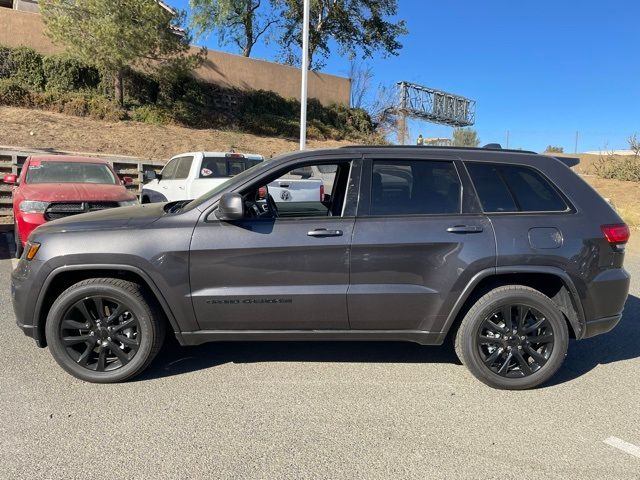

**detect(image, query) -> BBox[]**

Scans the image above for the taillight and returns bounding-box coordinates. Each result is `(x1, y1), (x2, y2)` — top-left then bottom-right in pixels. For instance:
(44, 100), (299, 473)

(601, 224), (630, 244)
(320, 184), (324, 201)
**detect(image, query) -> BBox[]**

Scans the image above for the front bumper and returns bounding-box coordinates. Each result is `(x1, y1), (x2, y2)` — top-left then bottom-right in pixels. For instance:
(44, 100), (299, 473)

(11, 257), (49, 347)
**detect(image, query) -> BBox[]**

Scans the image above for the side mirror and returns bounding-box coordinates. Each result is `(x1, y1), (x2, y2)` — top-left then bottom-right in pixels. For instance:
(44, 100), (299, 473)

(122, 176), (134, 185)
(3, 174), (17, 184)
(290, 166), (313, 179)
(144, 170), (160, 181)
(215, 192), (244, 221)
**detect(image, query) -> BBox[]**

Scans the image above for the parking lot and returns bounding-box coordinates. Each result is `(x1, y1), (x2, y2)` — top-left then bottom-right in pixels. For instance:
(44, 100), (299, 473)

(0, 231), (638, 479)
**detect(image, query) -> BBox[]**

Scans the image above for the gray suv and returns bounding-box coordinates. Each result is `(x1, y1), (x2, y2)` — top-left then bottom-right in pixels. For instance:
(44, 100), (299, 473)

(11, 146), (631, 389)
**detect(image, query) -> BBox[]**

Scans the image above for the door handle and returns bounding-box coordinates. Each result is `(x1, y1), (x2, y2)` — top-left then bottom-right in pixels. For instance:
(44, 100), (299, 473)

(308, 228), (343, 237)
(447, 225), (484, 233)
(178, 186), (185, 190)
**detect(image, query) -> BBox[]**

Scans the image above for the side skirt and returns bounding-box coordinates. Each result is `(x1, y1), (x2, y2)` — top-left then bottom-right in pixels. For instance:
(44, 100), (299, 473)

(178, 330), (444, 346)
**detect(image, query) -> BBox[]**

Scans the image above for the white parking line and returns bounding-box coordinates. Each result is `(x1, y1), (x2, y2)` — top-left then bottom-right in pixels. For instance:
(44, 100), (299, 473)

(604, 436), (640, 459)
(11, 259), (18, 270)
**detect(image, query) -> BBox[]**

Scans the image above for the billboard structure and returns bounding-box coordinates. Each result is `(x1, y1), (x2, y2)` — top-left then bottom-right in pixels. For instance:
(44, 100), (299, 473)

(397, 81), (476, 144)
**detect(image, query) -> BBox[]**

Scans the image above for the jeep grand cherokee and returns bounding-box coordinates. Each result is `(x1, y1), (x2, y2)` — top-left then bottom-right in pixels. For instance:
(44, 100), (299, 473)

(11, 146), (631, 389)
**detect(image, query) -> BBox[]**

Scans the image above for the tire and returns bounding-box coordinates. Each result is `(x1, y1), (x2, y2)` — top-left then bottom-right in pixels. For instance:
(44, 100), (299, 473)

(14, 223), (23, 259)
(45, 278), (165, 383)
(454, 285), (568, 390)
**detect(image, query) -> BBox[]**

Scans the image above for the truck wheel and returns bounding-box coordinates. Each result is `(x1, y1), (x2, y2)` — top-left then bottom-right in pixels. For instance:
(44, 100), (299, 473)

(14, 222), (23, 259)
(454, 285), (568, 390)
(45, 278), (165, 383)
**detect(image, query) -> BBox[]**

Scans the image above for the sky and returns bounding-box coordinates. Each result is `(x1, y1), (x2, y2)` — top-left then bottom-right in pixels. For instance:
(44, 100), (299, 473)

(167, 0), (639, 153)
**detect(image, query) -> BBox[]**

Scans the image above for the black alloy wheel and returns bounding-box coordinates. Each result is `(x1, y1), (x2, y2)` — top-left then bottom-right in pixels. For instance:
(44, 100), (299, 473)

(455, 285), (569, 390)
(45, 278), (165, 383)
(476, 304), (554, 378)
(60, 296), (140, 372)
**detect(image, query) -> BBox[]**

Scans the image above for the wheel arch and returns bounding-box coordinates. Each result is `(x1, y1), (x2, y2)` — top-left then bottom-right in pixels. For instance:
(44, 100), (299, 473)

(440, 266), (586, 343)
(34, 265), (183, 348)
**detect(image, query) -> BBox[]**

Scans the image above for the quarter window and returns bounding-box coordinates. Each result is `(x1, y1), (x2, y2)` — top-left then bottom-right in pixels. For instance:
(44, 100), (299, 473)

(370, 160), (461, 215)
(466, 163), (568, 213)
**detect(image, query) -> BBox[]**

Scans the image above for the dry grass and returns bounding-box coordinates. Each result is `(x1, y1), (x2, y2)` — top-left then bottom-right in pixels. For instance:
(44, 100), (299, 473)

(0, 106), (352, 160)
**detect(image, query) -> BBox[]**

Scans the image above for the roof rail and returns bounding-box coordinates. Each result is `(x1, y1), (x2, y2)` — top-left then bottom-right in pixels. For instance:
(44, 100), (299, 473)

(338, 145), (538, 155)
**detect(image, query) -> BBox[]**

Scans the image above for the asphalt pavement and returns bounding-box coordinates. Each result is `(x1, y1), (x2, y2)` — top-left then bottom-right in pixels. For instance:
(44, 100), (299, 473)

(0, 232), (638, 479)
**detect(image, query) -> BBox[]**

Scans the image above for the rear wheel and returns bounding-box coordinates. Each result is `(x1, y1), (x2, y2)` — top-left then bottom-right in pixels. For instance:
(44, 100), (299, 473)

(45, 278), (165, 383)
(455, 285), (568, 390)
(14, 223), (23, 259)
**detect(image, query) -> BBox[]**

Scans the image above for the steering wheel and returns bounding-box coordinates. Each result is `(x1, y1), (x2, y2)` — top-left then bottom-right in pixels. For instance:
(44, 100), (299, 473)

(266, 194), (279, 218)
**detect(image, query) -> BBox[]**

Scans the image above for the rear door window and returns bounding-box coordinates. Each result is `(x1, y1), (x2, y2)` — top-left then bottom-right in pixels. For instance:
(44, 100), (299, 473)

(466, 162), (568, 213)
(371, 160), (461, 215)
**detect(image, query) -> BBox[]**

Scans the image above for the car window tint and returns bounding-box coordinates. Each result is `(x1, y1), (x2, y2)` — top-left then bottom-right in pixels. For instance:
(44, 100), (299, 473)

(371, 160), (461, 215)
(161, 158), (179, 180)
(466, 163), (566, 212)
(500, 165), (567, 212)
(228, 160), (245, 176)
(201, 157), (228, 177)
(26, 162), (117, 184)
(465, 163), (518, 212)
(174, 156), (193, 180)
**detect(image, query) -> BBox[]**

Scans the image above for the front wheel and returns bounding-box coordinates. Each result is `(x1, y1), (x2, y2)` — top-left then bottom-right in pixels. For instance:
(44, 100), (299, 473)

(455, 285), (569, 390)
(45, 278), (165, 383)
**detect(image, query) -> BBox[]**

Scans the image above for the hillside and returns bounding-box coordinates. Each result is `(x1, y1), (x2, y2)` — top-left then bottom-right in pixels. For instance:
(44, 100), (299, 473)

(0, 107), (352, 161)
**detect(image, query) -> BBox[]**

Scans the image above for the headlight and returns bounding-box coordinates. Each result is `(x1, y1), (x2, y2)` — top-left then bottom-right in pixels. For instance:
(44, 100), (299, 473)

(19, 200), (49, 213)
(119, 199), (138, 207)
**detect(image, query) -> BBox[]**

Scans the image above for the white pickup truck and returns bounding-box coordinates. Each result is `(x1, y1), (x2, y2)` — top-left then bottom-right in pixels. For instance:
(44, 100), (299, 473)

(141, 152), (324, 204)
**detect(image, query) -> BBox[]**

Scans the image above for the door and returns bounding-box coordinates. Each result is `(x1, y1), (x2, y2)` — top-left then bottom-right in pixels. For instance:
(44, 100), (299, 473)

(348, 156), (496, 333)
(189, 158), (360, 330)
(159, 156), (193, 201)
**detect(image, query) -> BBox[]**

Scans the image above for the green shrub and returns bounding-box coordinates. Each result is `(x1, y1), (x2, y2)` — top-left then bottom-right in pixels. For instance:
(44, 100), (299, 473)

(129, 104), (172, 125)
(0, 45), (14, 79)
(43, 55), (100, 92)
(10, 47), (45, 90)
(0, 79), (31, 106)
(123, 67), (159, 105)
(87, 95), (125, 121)
(61, 95), (90, 117)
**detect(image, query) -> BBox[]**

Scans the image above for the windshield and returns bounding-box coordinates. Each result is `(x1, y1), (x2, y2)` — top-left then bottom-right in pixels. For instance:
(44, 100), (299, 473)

(182, 158), (275, 212)
(26, 161), (117, 185)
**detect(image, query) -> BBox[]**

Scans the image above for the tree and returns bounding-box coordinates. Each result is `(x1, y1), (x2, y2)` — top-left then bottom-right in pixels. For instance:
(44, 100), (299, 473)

(452, 128), (480, 147)
(545, 145), (564, 153)
(190, 0), (279, 57)
(40, 0), (199, 106)
(348, 59), (373, 109)
(273, 0), (407, 69)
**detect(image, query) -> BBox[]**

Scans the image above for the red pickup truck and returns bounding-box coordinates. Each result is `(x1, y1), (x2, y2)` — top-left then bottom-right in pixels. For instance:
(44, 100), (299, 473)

(3, 155), (138, 257)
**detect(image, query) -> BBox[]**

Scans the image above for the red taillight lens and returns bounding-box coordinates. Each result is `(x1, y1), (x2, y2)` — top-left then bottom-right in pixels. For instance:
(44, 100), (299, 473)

(601, 224), (630, 244)
(320, 184), (324, 201)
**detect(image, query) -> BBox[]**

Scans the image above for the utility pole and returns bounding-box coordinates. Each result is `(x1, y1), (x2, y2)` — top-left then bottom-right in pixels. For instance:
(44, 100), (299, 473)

(506, 130), (510, 149)
(397, 81), (408, 145)
(299, 0), (310, 150)
(574, 131), (579, 154)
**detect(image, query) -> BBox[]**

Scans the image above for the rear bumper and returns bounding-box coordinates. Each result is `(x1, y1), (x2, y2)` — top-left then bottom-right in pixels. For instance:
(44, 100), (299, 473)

(583, 314), (622, 339)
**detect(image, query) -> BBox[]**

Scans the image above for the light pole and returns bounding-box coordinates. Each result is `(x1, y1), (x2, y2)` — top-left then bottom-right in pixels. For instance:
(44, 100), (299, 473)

(299, 0), (310, 150)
